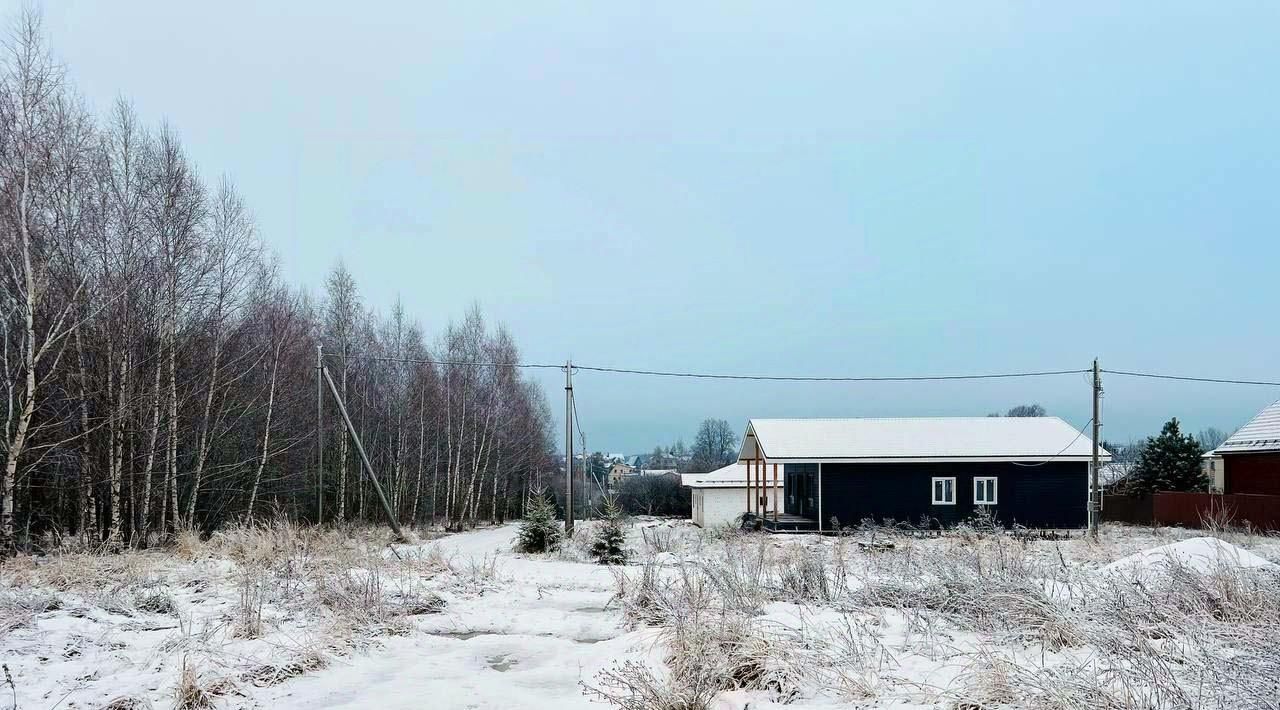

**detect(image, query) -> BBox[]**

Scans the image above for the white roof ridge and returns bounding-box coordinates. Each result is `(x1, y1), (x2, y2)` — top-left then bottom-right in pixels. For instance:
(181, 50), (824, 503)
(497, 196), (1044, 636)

(750, 415), (1073, 422)
(741, 416), (1106, 461)
(1218, 400), (1280, 454)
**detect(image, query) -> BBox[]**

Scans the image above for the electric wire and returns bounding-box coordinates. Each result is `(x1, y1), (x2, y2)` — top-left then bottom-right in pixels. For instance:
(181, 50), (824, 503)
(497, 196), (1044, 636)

(329, 351), (1091, 382)
(1101, 369), (1280, 387)
(327, 351), (1280, 389)
(1009, 419), (1094, 467)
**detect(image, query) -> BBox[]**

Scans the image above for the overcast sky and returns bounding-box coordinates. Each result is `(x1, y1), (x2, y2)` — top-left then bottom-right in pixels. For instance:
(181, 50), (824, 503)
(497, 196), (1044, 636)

(34, 1), (1280, 453)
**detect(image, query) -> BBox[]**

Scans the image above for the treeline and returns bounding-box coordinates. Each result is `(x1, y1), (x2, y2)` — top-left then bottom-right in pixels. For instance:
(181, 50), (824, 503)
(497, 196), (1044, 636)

(0, 11), (554, 551)
(639, 417), (739, 474)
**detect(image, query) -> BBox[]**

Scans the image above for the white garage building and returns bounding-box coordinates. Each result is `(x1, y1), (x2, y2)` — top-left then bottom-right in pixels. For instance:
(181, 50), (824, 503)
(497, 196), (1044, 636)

(685, 462), (783, 528)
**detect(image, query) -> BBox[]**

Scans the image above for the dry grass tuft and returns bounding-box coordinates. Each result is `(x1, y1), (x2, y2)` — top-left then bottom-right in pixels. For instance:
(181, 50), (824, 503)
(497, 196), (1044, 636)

(173, 662), (215, 710)
(240, 650), (328, 687)
(98, 696), (154, 709)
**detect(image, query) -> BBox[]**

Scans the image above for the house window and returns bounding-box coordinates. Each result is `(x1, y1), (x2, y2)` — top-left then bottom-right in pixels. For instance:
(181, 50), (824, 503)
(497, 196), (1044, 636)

(974, 477), (998, 505)
(931, 477), (956, 505)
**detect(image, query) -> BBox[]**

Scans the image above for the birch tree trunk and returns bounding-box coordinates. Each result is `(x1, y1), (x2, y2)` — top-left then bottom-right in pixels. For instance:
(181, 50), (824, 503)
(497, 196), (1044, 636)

(247, 340), (281, 519)
(186, 336), (221, 523)
(140, 355), (162, 539)
(73, 327), (96, 542)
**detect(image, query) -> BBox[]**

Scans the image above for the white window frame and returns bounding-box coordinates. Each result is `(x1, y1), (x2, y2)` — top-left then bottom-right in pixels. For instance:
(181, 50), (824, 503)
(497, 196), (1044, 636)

(931, 477), (956, 505)
(974, 476), (998, 505)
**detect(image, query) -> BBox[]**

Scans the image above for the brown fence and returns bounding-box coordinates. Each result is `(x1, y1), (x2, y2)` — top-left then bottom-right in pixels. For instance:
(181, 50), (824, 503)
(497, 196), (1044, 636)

(1101, 494), (1154, 525)
(1104, 492), (1280, 530)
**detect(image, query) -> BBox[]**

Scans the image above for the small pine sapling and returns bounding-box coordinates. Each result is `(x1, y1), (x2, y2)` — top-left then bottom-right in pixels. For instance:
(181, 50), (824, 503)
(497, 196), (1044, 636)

(516, 489), (563, 553)
(590, 496), (629, 565)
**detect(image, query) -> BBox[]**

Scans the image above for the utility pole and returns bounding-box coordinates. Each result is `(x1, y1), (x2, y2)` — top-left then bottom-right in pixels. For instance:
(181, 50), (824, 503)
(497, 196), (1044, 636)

(321, 365), (406, 541)
(1090, 358), (1102, 540)
(317, 344), (324, 524)
(565, 360), (574, 536)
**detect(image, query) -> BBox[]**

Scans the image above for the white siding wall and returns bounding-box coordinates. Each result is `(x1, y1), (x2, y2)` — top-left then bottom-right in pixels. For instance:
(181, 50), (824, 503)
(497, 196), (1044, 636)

(694, 487), (753, 527)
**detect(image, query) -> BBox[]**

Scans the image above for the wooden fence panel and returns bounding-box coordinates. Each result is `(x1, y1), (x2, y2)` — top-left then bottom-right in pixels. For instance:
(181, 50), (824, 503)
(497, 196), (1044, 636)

(1101, 494), (1154, 524)
(1102, 492), (1280, 530)
(1154, 492), (1280, 530)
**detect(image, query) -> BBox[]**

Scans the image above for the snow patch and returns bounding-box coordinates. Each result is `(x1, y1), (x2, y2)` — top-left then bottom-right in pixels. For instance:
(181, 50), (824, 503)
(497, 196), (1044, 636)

(1100, 536), (1274, 577)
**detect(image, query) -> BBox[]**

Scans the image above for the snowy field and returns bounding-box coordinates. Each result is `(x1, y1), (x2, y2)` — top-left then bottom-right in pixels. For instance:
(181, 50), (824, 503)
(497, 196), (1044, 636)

(3, 520), (1279, 709)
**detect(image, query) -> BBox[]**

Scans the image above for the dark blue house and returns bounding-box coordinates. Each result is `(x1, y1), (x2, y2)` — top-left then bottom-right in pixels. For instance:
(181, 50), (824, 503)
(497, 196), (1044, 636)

(736, 417), (1108, 531)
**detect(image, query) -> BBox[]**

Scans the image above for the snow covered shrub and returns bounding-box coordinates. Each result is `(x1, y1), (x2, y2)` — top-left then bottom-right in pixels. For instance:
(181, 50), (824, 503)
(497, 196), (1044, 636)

(698, 537), (769, 614)
(235, 565), (268, 638)
(583, 658), (721, 710)
(240, 650), (328, 687)
(705, 520), (743, 541)
(777, 549), (832, 603)
(452, 553), (501, 590)
(98, 696), (151, 709)
(174, 528), (206, 560)
(516, 490), (562, 553)
(134, 588), (177, 615)
(948, 651), (1021, 710)
(641, 526), (675, 554)
(397, 590), (446, 615)
(590, 496), (629, 565)
(590, 578), (800, 709)
(615, 562), (666, 626)
(0, 589), (61, 633)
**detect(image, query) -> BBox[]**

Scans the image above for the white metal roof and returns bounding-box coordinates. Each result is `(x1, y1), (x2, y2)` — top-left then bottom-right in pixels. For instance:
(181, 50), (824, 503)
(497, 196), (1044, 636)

(1215, 400), (1280, 455)
(738, 416), (1108, 463)
(684, 462), (783, 489)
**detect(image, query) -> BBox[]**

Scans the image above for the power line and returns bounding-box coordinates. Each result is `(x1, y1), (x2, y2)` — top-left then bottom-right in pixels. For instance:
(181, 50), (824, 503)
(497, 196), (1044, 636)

(569, 389), (607, 500)
(326, 351), (1280, 387)
(1010, 418), (1094, 468)
(569, 365), (1090, 381)
(327, 353), (563, 370)
(1103, 369), (1280, 387)
(330, 351), (1089, 381)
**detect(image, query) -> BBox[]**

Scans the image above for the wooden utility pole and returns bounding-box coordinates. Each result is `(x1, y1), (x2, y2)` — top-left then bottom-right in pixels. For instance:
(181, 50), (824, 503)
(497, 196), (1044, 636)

(317, 344), (324, 523)
(565, 360), (574, 536)
(1090, 358), (1102, 540)
(321, 365), (406, 541)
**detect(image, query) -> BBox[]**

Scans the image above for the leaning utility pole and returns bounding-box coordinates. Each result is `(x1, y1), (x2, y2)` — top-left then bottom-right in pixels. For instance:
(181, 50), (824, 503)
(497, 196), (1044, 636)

(565, 360), (574, 536)
(1090, 358), (1102, 540)
(321, 365), (406, 541)
(317, 344), (324, 524)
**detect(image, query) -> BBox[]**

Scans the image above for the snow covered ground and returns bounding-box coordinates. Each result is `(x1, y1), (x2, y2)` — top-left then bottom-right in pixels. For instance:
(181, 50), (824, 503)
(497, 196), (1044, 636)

(3, 520), (1280, 709)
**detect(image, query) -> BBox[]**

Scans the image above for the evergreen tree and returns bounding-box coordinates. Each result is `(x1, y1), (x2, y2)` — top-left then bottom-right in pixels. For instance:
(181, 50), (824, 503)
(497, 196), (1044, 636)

(1128, 418), (1207, 495)
(589, 496), (628, 565)
(516, 490), (562, 553)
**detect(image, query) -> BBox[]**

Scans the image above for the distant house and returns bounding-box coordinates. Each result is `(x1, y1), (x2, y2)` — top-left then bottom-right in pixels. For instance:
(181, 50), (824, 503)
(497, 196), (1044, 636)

(1097, 462), (1136, 495)
(738, 417), (1108, 531)
(607, 462), (636, 487)
(1201, 452), (1226, 493)
(684, 462), (782, 528)
(1210, 400), (1280, 495)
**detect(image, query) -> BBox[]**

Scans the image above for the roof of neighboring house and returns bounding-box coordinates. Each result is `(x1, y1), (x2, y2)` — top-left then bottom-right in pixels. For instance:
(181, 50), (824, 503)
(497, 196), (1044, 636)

(639, 469), (678, 477)
(1214, 400), (1280, 455)
(684, 462), (784, 489)
(1097, 462), (1135, 487)
(738, 417), (1109, 463)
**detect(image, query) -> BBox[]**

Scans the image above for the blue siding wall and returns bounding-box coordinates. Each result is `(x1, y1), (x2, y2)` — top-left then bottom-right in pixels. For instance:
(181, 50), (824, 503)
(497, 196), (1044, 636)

(800, 461), (1088, 529)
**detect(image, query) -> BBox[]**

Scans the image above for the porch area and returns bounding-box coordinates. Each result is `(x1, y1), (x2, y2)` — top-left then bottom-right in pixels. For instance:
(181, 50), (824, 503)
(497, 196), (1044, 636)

(744, 512), (818, 533)
(741, 454), (817, 533)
